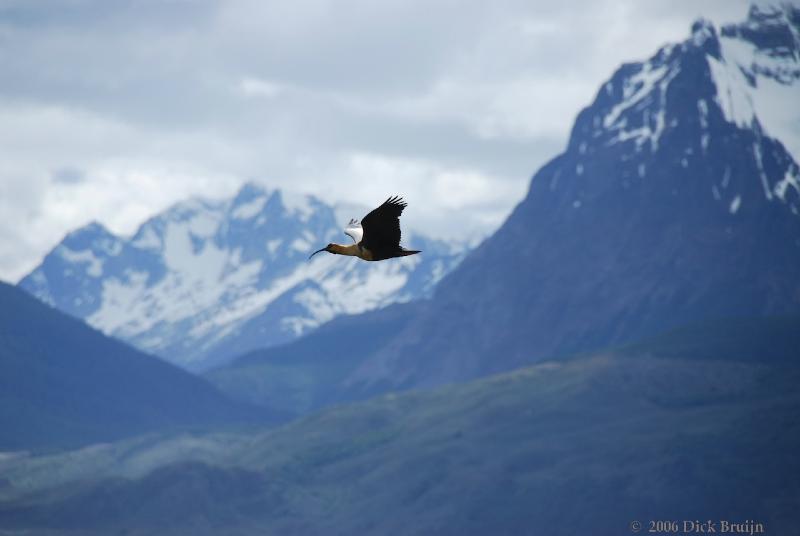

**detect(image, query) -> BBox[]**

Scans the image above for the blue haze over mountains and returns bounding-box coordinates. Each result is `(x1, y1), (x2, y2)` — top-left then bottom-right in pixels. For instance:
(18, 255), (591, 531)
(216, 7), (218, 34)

(2, 4), (800, 535)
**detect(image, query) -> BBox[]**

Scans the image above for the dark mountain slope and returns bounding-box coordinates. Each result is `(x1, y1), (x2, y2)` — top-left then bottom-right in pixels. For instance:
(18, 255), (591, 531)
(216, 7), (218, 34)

(206, 304), (799, 419)
(617, 315), (800, 364)
(205, 301), (420, 415)
(346, 8), (800, 393)
(0, 282), (273, 451)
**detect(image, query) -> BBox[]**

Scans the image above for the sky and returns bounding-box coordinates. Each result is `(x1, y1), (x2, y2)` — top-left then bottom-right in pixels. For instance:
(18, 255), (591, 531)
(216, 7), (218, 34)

(0, 0), (753, 283)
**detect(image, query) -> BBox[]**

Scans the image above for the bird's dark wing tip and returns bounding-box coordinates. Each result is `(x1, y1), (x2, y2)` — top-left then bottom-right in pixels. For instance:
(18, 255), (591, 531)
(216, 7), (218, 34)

(384, 195), (408, 209)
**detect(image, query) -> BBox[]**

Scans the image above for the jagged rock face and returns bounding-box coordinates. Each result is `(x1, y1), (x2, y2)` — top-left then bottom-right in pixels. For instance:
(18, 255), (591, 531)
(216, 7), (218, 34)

(349, 6), (800, 391)
(19, 184), (467, 370)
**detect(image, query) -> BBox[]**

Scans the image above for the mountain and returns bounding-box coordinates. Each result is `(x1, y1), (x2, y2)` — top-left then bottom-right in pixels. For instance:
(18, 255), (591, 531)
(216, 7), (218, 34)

(2, 316), (798, 534)
(341, 5), (800, 393)
(205, 308), (800, 419)
(205, 301), (421, 416)
(19, 183), (467, 370)
(0, 281), (272, 451)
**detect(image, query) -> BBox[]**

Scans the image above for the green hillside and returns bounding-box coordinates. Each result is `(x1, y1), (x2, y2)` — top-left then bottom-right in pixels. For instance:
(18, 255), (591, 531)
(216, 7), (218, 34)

(2, 316), (798, 534)
(206, 312), (800, 421)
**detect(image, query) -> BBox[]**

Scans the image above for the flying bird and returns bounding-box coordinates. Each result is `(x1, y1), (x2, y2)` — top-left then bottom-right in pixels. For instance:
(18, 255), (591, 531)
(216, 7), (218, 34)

(309, 196), (421, 261)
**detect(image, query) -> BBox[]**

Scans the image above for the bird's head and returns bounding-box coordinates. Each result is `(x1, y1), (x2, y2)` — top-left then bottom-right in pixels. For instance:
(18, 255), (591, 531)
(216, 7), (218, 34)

(308, 243), (335, 259)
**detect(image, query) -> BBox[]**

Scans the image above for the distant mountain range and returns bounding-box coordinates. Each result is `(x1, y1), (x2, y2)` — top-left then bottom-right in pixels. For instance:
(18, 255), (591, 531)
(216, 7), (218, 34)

(19, 184), (467, 370)
(0, 282), (272, 451)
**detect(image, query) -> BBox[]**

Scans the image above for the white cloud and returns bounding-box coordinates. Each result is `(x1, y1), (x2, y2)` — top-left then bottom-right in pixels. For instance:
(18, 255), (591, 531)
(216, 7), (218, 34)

(0, 0), (751, 282)
(238, 77), (284, 99)
(343, 152), (527, 239)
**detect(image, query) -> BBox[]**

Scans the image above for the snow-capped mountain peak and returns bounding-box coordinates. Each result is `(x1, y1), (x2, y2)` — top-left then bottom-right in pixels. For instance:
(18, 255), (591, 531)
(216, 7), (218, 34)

(714, 4), (800, 158)
(20, 183), (467, 370)
(565, 3), (799, 217)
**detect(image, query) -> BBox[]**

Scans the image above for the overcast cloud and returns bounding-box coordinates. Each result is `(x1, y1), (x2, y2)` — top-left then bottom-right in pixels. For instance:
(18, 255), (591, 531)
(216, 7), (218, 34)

(0, 0), (751, 282)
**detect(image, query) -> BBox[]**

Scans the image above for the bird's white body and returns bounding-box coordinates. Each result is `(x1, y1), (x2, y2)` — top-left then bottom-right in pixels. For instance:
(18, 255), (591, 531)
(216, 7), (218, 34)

(344, 219), (364, 244)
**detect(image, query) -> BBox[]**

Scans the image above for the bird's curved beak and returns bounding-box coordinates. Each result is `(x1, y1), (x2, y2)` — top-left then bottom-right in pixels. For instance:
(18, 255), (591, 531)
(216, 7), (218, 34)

(308, 247), (327, 260)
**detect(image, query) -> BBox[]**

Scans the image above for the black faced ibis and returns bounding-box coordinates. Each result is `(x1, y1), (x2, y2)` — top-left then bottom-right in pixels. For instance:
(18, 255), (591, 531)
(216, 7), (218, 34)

(309, 196), (421, 261)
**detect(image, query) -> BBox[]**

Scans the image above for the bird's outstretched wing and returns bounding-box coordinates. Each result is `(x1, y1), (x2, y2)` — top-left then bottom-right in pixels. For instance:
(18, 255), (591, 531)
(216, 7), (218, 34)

(344, 218), (364, 244)
(360, 196), (407, 252)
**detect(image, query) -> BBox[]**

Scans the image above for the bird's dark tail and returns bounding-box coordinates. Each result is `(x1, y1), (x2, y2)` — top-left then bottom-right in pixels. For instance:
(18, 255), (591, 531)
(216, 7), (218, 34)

(397, 249), (421, 257)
